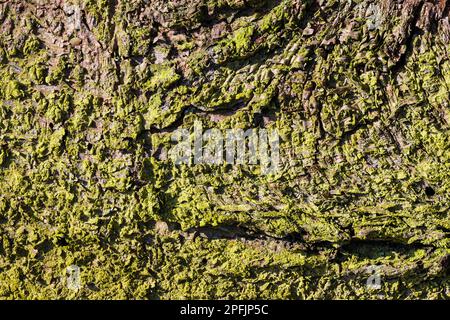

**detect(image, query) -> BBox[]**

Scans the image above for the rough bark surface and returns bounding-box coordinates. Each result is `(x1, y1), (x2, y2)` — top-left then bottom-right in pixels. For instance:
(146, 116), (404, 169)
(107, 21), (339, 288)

(0, 0), (449, 299)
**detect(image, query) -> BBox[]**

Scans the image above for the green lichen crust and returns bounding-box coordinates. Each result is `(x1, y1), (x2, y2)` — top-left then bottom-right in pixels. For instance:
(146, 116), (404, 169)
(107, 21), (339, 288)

(0, 0), (450, 299)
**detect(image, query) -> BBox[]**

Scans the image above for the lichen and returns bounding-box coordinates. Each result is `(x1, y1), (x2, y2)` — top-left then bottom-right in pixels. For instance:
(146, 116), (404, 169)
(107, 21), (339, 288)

(0, 0), (449, 300)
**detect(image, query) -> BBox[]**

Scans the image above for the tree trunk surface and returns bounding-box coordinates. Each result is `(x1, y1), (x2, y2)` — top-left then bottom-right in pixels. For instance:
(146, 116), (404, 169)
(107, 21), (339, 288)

(0, 0), (449, 299)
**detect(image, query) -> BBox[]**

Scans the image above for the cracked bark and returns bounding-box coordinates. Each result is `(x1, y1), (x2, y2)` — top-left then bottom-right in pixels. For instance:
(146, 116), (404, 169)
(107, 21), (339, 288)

(0, 0), (450, 299)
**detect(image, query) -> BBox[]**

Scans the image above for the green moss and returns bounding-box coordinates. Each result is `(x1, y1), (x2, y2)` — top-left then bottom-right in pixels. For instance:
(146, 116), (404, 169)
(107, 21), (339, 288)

(0, 0), (450, 300)
(4, 80), (26, 99)
(145, 64), (180, 92)
(233, 25), (255, 53)
(23, 36), (41, 55)
(28, 63), (47, 84)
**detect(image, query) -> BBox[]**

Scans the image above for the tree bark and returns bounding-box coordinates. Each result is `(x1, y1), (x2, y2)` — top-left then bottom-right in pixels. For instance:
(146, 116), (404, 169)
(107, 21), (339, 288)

(0, 0), (449, 299)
